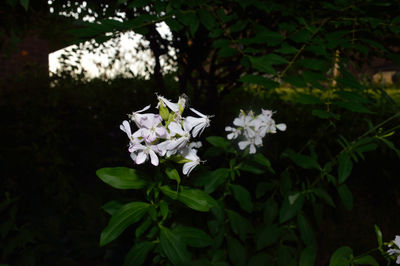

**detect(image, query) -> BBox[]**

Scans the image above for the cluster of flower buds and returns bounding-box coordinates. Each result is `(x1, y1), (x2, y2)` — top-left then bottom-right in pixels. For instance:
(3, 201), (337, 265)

(225, 109), (286, 154)
(120, 95), (211, 175)
(388, 235), (400, 264)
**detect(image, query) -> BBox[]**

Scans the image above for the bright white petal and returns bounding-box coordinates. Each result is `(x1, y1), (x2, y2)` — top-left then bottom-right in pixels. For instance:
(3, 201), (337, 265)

(183, 161), (198, 175)
(276, 123), (287, 131)
(130, 152), (137, 161)
(169, 122), (186, 136)
(120, 120), (132, 137)
(137, 105), (151, 113)
(149, 150), (159, 166)
(238, 140), (250, 150)
(233, 117), (244, 127)
(192, 124), (205, 138)
(136, 152), (147, 164)
(189, 107), (207, 118)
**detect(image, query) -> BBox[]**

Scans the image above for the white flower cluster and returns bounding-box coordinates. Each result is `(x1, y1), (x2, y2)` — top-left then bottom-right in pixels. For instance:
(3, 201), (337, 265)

(120, 95), (211, 175)
(225, 109), (286, 154)
(388, 235), (400, 264)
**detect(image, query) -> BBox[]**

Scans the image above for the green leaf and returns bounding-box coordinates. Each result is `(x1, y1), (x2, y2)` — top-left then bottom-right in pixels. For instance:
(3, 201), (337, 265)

(374, 224), (383, 247)
(195, 168), (229, 194)
(276, 43), (298, 54)
(96, 167), (147, 189)
(100, 202), (149, 246)
(160, 226), (191, 265)
(337, 184), (353, 211)
(249, 56), (277, 75)
(312, 109), (340, 120)
(256, 181), (276, 199)
(353, 255), (379, 266)
(248, 253), (272, 266)
(290, 29), (312, 43)
(19, 0), (28, 10)
(334, 101), (373, 114)
(172, 226), (213, 248)
(312, 188), (335, 207)
(218, 47), (238, 57)
(329, 246), (353, 266)
(297, 214), (315, 245)
(101, 200), (123, 216)
(338, 153), (353, 184)
(298, 58), (327, 71)
(283, 150), (320, 170)
(253, 153), (275, 173)
(165, 168), (181, 185)
(279, 194), (304, 223)
(230, 184), (253, 213)
(294, 94), (323, 105)
(226, 209), (253, 242)
(159, 200), (168, 221)
(256, 223), (282, 250)
(277, 245), (296, 266)
(206, 136), (234, 152)
(240, 75), (279, 89)
(238, 162), (265, 175)
(198, 9), (216, 30)
(227, 237), (246, 266)
(135, 216), (152, 238)
(263, 199), (278, 224)
(160, 186), (217, 212)
(299, 245), (317, 266)
(377, 137), (400, 159)
(124, 241), (154, 266)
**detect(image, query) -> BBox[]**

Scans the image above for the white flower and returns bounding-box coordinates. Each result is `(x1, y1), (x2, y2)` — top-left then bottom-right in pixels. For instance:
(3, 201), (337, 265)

(157, 96), (179, 113)
(225, 108), (286, 154)
(225, 126), (241, 140)
(184, 108), (212, 137)
(167, 122), (191, 151)
(138, 114), (167, 143)
(129, 142), (161, 166)
(120, 120), (132, 138)
(129, 105), (153, 127)
(181, 148), (200, 175)
(388, 235), (400, 264)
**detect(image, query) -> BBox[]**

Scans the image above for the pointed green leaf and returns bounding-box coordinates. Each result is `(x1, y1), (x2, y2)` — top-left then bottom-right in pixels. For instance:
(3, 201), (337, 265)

(230, 184), (253, 213)
(172, 226), (213, 248)
(312, 188), (335, 207)
(253, 154), (275, 174)
(279, 194), (304, 223)
(338, 184), (353, 211)
(329, 246), (353, 266)
(338, 153), (353, 184)
(256, 223), (282, 250)
(263, 199), (278, 224)
(300, 245), (317, 266)
(100, 202), (149, 246)
(165, 168), (181, 185)
(240, 75), (279, 88)
(374, 224), (383, 247)
(160, 226), (191, 265)
(297, 214), (315, 245)
(96, 167), (147, 189)
(353, 255), (378, 266)
(102, 200), (123, 216)
(124, 241), (154, 266)
(283, 150), (320, 170)
(227, 237), (246, 266)
(160, 186), (217, 212)
(226, 209), (253, 242)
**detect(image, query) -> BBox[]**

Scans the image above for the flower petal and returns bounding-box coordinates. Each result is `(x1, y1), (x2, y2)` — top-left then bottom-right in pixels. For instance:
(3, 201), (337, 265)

(149, 150), (159, 166)
(136, 151), (147, 164)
